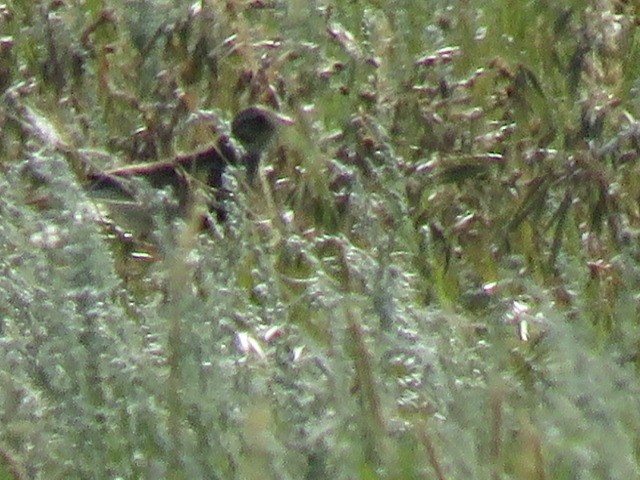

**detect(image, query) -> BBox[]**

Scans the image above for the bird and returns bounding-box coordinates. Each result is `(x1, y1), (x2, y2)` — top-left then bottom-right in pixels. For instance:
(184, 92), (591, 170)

(86, 106), (291, 238)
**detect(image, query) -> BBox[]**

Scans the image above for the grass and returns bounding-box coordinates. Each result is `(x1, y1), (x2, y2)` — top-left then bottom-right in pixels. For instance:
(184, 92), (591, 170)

(1, 0), (640, 478)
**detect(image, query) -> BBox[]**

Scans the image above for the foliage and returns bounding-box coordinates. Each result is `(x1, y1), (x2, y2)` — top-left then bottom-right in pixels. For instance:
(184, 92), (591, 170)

(1, 0), (640, 478)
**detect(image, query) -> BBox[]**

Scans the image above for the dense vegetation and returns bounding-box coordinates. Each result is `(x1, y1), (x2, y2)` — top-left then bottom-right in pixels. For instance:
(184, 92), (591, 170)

(1, 0), (640, 478)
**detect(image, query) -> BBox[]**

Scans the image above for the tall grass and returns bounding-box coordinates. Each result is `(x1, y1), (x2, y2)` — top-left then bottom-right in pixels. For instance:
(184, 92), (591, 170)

(1, 0), (640, 478)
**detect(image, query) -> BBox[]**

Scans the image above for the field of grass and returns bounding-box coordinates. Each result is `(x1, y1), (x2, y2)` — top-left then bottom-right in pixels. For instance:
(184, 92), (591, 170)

(1, 0), (640, 478)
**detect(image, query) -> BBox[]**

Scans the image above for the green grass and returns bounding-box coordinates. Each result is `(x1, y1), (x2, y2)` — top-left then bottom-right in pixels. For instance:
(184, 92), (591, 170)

(1, 0), (640, 478)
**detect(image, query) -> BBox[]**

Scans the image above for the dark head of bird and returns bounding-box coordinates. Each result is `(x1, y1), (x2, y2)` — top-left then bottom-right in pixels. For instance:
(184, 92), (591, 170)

(231, 106), (293, 184)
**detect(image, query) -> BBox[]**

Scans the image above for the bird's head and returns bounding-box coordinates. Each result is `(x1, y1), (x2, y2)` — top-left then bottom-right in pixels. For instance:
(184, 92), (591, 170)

(231, 106), (293, 184)
(232, 106), (293, 155)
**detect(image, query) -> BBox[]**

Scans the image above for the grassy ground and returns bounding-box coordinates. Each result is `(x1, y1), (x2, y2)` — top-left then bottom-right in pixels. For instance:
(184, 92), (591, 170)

(1, 0), (640, 478)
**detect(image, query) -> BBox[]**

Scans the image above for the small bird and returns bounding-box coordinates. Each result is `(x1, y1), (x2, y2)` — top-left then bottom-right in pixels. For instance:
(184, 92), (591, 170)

(86, 106), (291, 238)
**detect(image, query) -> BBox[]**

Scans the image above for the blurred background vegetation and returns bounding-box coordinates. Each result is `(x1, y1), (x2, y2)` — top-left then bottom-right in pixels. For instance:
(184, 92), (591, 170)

(1, 0), (640, 478)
